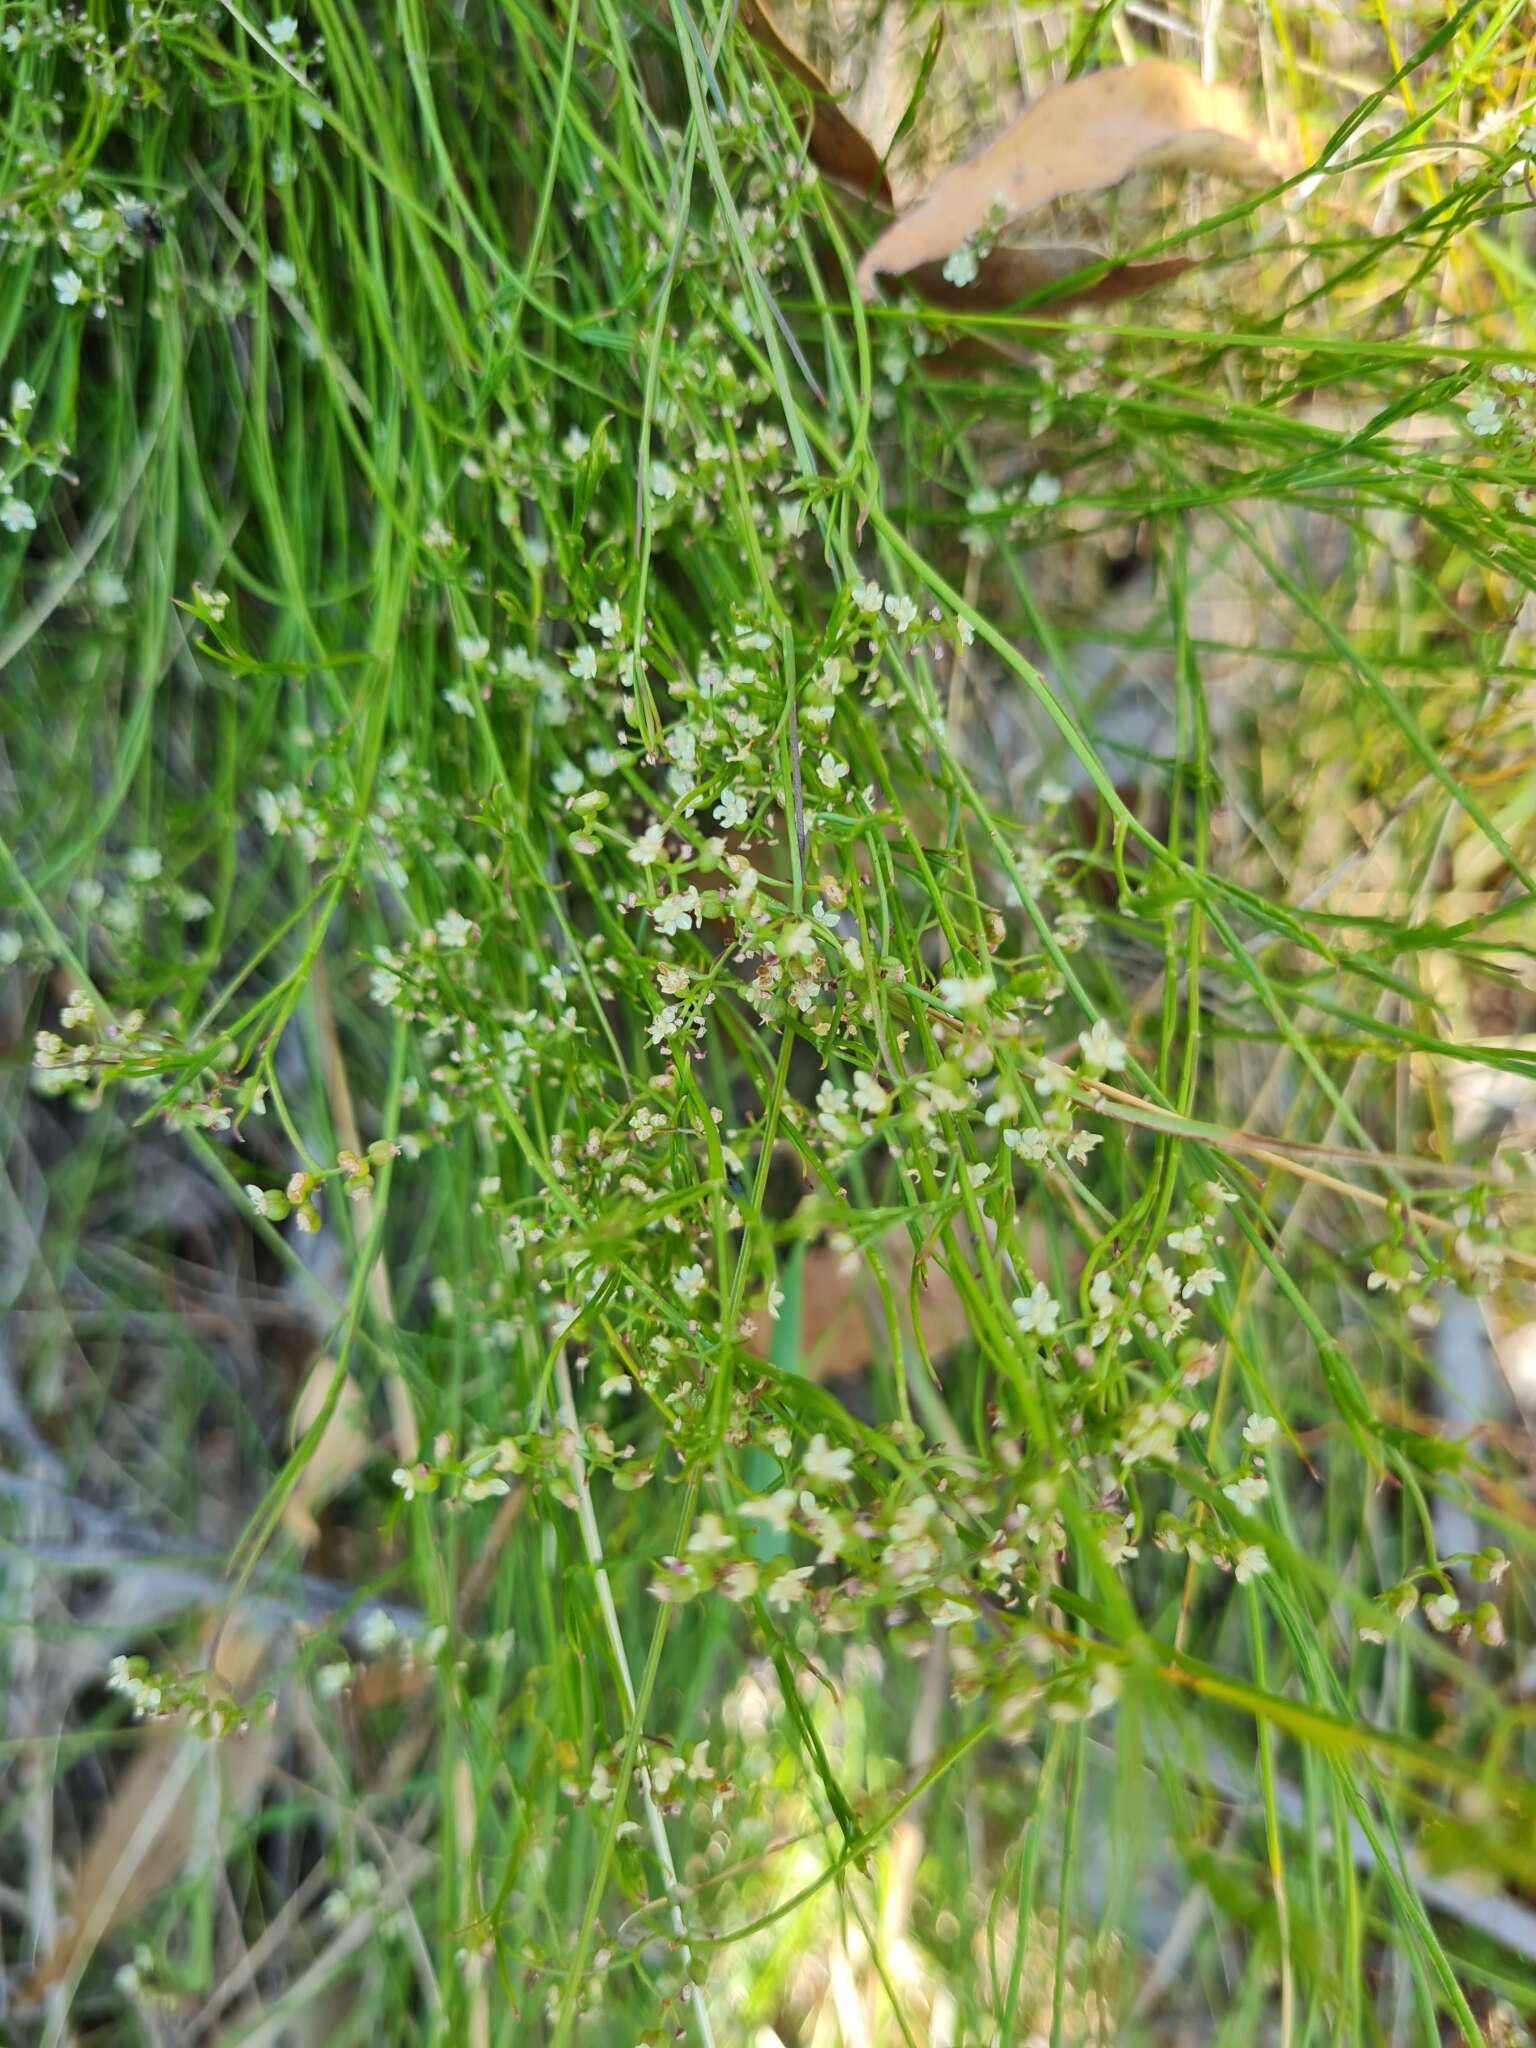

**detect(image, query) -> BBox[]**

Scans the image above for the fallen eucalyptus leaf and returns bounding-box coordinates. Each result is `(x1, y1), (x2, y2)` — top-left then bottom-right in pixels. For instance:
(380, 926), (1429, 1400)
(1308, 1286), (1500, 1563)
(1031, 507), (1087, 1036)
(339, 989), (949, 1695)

(857, 58), (1278, 301)
(904, 246), (1193, 313)
(741, 0), (893, 207)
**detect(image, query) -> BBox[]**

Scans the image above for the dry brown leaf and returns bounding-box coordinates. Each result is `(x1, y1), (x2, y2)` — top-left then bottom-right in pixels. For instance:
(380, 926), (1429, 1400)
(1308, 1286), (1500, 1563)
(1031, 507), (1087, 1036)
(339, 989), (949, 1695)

(282, 1355), (373, 1550)
(904, 247), (1193, 314)
(741, 0), (893, 207)
(857, 58), (1278, 301)
(24, 1617), (275, 2001)
(749, 1227), (973, 1382)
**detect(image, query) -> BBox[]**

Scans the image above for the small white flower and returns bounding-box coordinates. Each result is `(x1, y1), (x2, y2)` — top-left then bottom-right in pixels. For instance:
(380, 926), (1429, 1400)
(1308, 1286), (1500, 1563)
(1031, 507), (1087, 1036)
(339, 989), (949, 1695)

(802, 1432), (855, 1486)
(588, 599), (623, 641)
(651, 886), (702, 936)
(649, 459), (678, 501)
(850, 577), (884, 615)
(1233, 1544), (1268, 1584)
(435, 908), (475, 948)
(738, 1488), (798, 1533)
(685, 1511), (733, 1555)
(0, 496), (35, 534)
(1425, 1591), (1459, 1631)
(562, 425), (590, 461)
(357, 1609), (397, 1655)
(815, 751), (847, 790)
(883, 592), (919, 632)
(267, 254), (298, 290)
(1222, 1473), (1269, 1509)
(1027, 471), (1062, 507)
(713, 786), (748, 830)
(851, 1071), (889, 1116)
(568, 643), (598, 681)
(124, 847), (162, 881)
(1078, 1018), (1127, 1072)
(674, 1262), (706, 1303)
(9, 380), (35, 415)
(937, 972), (993, 1012)
(267, 13), (299, 43)
(941, 242), (979, 288)
(1005, 1126), (1050, 1163)
(1465, 395), (1503, 437)
(1012, 1282), (1060, 1337)
(1242, 1413), (1278, 1449)
(765, 1565), (814, 1611)
(457, 632), (490, 665)
(52, 269), (84, 306)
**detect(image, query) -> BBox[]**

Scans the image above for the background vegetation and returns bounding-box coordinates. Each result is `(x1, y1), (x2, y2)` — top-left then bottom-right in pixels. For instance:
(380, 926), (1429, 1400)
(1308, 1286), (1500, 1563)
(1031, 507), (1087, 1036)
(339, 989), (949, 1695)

(2, 0), (1536, 2040)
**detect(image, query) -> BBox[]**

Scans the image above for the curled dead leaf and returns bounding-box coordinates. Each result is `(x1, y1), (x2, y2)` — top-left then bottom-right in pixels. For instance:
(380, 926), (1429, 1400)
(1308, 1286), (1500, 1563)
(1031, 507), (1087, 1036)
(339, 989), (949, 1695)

(857, 59), (1279, 302)
(904, 247), (1193, 314)
(749, 1227), (973, 1383)
(741, 0), (892, 207)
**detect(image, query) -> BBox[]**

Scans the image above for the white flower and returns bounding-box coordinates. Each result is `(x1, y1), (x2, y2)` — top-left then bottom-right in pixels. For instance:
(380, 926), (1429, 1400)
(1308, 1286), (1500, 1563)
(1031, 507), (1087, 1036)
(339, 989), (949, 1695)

(1465, 395), (1503, 437)
(850, 577), (884, 615)
(10, 380), (36, 415)
(457, 632), (490, 665)
(52, 269), (84, 306)
(562, 425), (590, 461)
(435, 908), (475, 948)
(686, 1512), (733, 1555)
(1242, 1413), (1277, 1449)
(1233, 1544), (1268, 1584)
(1012, 1282), (1060, 1337)
(569, 643), (598, 681)
(588, 598), (623, 640)
(124, 847), (162, 881)
(1424, 1591), (1459, 1631)
(651, 886), (702, 936)
(713, 786), (748, 830)
(630, 823), (665, 866)
(0, 496), (35, 534)
(1222, 1473), (1269, 1509)
(267, 13), (299, 43)
(357, 1609), (397, 1655)
(647, 1004), (681, 1045)
(851, 1071), (889, 1116)
(802, 1433), (854, 1486)
(937, 973), (993, 1012)
(738, 1488), (798, 1533)
(816, 751), (847, 790)
(649, 459), (678, 501)
(883, 592), (919, 632)
(1078, 1019), (1127, 1072)
(1027, 471), (1062, 507)
(268, 255), (298, 290)
(941, 242), (979, 288)
(765, 1565), (813, 1611)
(1005, 1126), (1050, 1163)
(674, 1262), (706, 1303)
